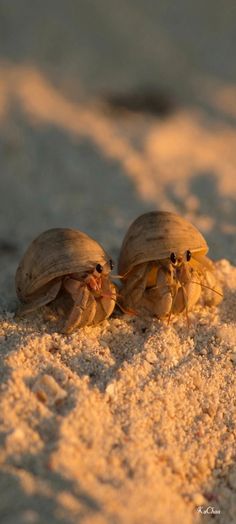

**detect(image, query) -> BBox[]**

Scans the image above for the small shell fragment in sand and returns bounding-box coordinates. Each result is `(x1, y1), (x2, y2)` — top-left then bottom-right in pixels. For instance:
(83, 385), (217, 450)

(105, 381), (117, 399)
(191, 492), (206, 506)
(145, 350), (157, 364)
(32, 374), (67, 406)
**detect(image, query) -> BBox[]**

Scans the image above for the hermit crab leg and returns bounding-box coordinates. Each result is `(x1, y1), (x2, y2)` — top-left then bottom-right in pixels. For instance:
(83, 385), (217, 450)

(120, 262), (154, 308)
(63, 279), (92, 333)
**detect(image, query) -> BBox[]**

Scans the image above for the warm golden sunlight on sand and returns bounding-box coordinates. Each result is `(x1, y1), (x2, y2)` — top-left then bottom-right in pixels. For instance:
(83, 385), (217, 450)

(0, 3), (236, 522)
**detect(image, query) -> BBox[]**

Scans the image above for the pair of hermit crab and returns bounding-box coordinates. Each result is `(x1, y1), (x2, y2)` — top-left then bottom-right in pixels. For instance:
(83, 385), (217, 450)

(15, 211), (223, 334)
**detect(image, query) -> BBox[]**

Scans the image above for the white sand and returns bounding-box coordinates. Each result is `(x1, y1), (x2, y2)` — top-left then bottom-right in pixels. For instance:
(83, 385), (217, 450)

(0, 2), (236, 523)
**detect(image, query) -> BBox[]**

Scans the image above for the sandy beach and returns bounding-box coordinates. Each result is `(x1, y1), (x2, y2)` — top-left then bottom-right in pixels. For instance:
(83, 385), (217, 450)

(0, 2), (236, 523)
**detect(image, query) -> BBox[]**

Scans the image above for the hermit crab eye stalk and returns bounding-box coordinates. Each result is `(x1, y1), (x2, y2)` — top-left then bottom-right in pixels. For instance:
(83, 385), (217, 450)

(109, 259), (114, 270)
(95, 263), (103, 274)
(170, 252), (177, 265)
(186, 250), (192, 262)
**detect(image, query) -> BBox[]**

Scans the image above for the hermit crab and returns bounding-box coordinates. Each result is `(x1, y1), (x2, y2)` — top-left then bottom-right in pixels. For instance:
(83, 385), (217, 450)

(118, 211), (223, 320)
(15, 228), (116, 333)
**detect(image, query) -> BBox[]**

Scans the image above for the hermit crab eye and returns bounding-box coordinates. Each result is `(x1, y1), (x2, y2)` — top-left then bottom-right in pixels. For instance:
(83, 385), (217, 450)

(109, 259), (114, 270)
(170, 252), (177, 265)
(95, 263), (103, 274)
(186, 250), (192, 262)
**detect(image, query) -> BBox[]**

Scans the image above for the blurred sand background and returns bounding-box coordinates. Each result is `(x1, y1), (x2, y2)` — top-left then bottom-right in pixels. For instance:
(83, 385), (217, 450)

(0, 1), (236, 523)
